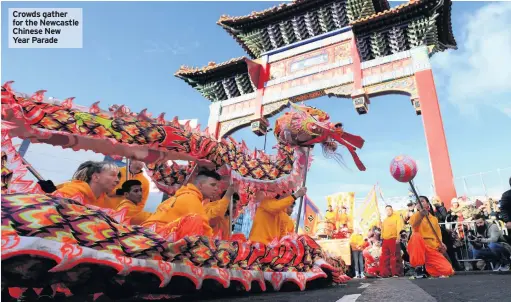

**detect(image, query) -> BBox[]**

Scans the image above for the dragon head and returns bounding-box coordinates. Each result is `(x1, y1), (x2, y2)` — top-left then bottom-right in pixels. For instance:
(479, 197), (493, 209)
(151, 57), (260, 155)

(291, 103), (330, 122)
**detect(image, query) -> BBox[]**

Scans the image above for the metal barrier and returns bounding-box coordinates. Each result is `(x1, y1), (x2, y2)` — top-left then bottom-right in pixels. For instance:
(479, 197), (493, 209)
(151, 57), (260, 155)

(439, 220), (508, 270)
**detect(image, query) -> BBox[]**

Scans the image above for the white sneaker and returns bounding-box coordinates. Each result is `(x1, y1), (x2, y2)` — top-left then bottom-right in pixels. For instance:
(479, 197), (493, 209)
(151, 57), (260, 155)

(499, 264), (510, 272)
(360, 273), (365, 279)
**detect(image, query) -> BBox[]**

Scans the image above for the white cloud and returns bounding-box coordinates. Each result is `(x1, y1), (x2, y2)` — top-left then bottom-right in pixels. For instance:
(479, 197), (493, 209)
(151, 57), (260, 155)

(431, 2), (511, 117)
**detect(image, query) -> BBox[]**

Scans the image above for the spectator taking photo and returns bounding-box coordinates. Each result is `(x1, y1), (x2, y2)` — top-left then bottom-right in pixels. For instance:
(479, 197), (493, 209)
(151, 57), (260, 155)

(469, 214), (511, 272)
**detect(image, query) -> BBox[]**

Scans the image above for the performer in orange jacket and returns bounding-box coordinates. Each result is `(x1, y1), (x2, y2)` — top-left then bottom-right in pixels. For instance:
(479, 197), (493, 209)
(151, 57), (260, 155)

(379, 205), (404, 277)
(408, 196), (454, 277)
(204, 189), (238, 240)
(53, 161), (120, 208)
(249, 187), (307, 245)
(279, 200), (296, 237)
(115, 180), (152, 225)
(106, 160), (150, 210)
(141, 170), (222, 239)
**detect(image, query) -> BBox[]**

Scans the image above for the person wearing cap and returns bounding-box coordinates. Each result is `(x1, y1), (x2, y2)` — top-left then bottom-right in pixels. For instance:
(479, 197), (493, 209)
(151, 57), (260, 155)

(450, 198), (464, 220)
(115, 180), (151, 224)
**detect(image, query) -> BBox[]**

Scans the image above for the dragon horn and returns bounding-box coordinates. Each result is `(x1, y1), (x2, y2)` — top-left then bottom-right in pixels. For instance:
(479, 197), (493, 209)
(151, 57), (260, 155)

(138, 108), (148, 120)
(89, 101), (101, 113)
(171, 116), (180, 127)
(157, 112), (166, 124)
(2, 81), (14, 90)
(184, 120), (191, 131)
(62, 97), (75, 108)
(203, 126), (209, 136)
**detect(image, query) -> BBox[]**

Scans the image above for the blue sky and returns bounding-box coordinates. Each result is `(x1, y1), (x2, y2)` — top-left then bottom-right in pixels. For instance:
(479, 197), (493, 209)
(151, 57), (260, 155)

(2, 1), (511, 213)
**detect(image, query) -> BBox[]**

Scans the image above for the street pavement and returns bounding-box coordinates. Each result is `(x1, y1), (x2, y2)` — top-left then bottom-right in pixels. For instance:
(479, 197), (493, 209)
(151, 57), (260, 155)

(171, 273), (511, 302)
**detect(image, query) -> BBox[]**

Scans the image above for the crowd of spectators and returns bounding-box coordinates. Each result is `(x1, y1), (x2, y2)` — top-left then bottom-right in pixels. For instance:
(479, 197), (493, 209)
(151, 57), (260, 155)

(349, 177), (511, 277)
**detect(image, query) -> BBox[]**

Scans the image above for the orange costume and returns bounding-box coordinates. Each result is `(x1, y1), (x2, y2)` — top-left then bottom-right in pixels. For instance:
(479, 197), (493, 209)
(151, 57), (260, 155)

(324, 211), (336, 223)
(249, 196), (295, 245)
(107, 167), (150, 210)
(141, 184), (213, 239)
(379, 213), (404, 277)
(408, 212), (454, 277)
(204, 196), (231, 239)
(53, 180), (115, 209)
(115, 199), (152, 225)
(279, 212), (295, 237)
(338, 213), (350, 227)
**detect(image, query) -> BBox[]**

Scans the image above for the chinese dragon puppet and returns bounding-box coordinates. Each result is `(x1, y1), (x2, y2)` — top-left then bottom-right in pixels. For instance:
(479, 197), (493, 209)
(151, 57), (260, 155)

(1, 82), (365, 301)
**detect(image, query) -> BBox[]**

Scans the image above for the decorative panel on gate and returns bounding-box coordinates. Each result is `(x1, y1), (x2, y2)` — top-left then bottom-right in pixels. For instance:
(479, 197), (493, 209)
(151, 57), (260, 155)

(263, 39), (355, 105)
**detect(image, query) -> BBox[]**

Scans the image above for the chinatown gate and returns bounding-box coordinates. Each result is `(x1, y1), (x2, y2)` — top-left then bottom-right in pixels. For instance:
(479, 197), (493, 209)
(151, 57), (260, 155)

(175, 0), (458, 207)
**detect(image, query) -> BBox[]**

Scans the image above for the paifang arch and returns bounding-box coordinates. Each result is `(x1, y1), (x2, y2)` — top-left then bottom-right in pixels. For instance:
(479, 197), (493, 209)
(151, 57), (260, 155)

(175, 0), (458, 207)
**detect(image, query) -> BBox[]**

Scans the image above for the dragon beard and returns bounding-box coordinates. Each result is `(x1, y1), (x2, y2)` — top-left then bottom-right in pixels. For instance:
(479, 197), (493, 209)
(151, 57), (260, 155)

(321, 140), (350, 171)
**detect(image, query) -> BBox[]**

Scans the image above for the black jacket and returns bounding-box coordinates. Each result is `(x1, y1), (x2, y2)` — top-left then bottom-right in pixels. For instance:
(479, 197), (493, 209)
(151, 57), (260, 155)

(435, 205), (448, 223)
(500, 189), (511, 223)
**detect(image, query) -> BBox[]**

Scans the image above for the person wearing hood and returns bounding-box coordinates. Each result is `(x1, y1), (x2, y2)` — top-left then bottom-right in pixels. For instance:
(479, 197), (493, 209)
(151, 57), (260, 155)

(114, 180), (151, 225)
(53, 161), (120, 208)
(141, 169), (222, 238)
(279, 200), (296, 237)
(204, 187), (238, 240)
(249, 187), (307, 245)
(106, 160), (150, 210)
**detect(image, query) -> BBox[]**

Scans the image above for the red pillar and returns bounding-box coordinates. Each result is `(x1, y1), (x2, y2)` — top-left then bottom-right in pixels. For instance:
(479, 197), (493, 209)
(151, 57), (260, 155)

(415, 69), (457, 208)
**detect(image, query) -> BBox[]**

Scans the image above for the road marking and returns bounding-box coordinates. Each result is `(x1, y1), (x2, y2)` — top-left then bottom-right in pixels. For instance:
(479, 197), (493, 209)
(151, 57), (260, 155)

(358, 283), (370, 289)
(336, 294), (361, 302)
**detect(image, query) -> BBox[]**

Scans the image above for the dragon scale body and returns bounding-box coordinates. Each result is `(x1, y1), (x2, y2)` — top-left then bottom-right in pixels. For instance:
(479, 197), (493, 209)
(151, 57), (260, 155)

(1, 82), (309, 196)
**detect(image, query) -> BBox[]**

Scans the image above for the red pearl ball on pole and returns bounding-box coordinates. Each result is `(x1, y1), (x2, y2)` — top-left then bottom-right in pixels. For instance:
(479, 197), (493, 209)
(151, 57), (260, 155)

(390, 155), (418, 183)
